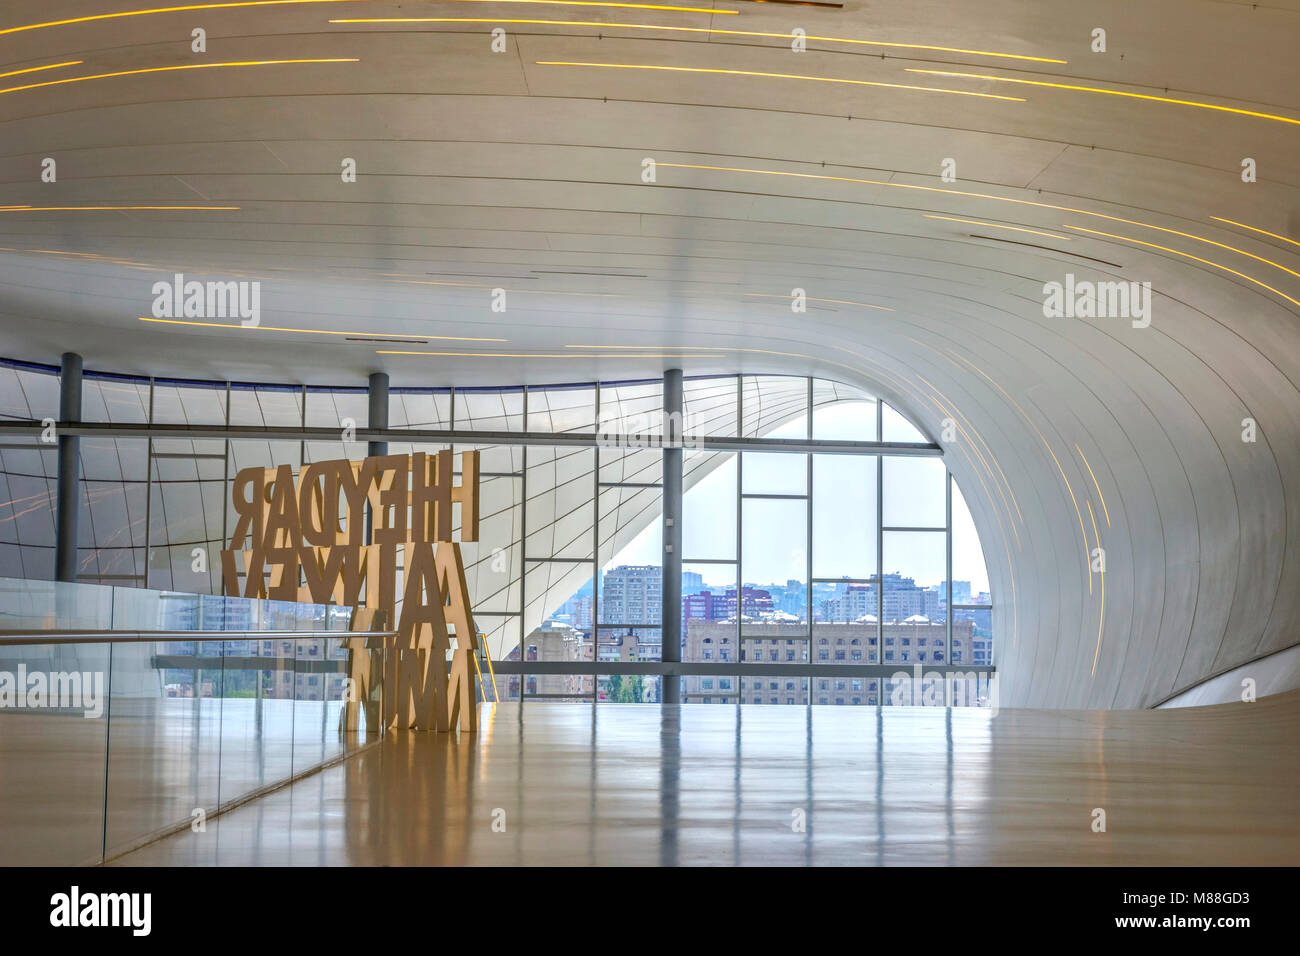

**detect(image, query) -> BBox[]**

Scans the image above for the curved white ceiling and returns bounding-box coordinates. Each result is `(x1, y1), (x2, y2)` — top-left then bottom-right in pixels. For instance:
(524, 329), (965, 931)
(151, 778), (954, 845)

(1, 0), (1298, 707)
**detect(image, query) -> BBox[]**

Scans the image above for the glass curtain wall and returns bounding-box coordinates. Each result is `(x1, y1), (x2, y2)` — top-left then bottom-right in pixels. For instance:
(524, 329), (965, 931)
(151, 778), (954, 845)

(0, 359), (993, 706)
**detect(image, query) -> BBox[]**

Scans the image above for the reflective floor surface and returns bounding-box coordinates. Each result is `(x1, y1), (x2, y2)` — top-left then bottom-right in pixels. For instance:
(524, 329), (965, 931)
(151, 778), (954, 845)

(0, 698), (375, 865)
(110, 692), (1300, 866)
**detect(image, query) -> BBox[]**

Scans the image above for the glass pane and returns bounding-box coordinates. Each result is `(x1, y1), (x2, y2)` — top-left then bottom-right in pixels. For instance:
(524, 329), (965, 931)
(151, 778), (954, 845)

(524, 563), (591, 634)
(151, 380), (227, 426)
(882, 456), (946, 527)
(812, 619), (879, 665)
(952, 608), (993, 666)
(951, 476), (991, 604)
(742, 451), (806, 496)
(684, 561), (735, 647)
(882, 402), (927, 443)
(741, 497), (808, 623)
(304, 389), (368, 464)
(599, 484), (660, 567)
(83, 376), (150, 424)
(811, 674), (880, 706)
(528, 384), (595, 433)
(456, 387), (523, 431)
(812, 380), (877, 441)
(599, 446), (660, 485)
(683, 671), (739, 705)
(738, 671), (808, 705)
(816, 579), (878, 623)
(104, 638), (221, 858)
(597, 627), (660, 703)
(740, 375), (808, 438)
(461, 474), (521, 615)
(598, 562), (660, 627)
(742, 626), (809, 666)
(523, 617), (591, 701)
(882, 531), (947, 626)
(812, 454), (876, 578)
(683, 375), (738, 438)
(525, 447), (594, 560)
(0, 640), (110, 864)
(229, 384), (301, 427)
(392, 388), (451, 428)
(0, 361), (59, 420)
(597, 381), (661, 437)
(684, 452), (735, 560)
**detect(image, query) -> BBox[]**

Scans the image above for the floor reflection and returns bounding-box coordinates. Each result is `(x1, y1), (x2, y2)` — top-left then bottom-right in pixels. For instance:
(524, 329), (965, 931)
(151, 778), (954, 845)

(113, 692), (1300, 866)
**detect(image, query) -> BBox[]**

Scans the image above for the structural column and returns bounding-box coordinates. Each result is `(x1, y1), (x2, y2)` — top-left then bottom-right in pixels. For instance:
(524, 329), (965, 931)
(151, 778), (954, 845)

(662, 368), (683, 703)
(365, 371), (389, 545)
(54, 352), (83, 583)
(367, 371), (389, 458)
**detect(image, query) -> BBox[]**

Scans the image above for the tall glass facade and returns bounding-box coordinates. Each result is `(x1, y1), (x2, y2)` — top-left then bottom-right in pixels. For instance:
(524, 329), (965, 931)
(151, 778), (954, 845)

(0, 358), (993, 706)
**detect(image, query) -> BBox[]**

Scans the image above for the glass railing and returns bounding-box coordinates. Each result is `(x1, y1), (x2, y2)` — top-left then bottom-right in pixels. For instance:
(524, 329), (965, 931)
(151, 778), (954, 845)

(0, 578), (393, 865)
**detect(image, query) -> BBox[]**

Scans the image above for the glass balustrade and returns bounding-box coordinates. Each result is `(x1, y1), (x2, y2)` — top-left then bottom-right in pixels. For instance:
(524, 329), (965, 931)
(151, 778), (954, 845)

(0, 578), (391, 865)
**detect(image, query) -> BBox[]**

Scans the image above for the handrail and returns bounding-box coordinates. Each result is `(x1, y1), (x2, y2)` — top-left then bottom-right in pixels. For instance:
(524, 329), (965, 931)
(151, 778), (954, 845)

(0, 628), (398, 646)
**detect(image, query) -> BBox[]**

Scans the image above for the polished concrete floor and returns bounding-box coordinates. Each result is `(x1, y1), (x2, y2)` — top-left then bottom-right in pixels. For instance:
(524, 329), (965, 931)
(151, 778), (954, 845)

(109, 691), (1300, 866)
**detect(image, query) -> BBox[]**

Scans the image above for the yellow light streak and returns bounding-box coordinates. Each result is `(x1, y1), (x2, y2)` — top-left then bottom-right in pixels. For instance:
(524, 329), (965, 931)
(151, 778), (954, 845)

(1075, 443), (1110, 527)
(905, 69), (1300, 127)
(654, 163), (1300, 310)
(1063, 226), (1300, 310)
(535, 62), (1028, 101)
(1210, 217), (1300, 250)
(0, 61), (81, 79)
(0, 1), (735, 38)
(334, 18), (1065, 63)
(923, 214), (1072, 241)
(3, 205), (239, 211)
(0, 59), (358, 97)
(139, 317), (507, 341)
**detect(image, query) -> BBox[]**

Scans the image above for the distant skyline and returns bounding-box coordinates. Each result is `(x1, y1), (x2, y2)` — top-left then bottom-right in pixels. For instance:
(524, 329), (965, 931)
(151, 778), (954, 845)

(608, 401), (991, 595)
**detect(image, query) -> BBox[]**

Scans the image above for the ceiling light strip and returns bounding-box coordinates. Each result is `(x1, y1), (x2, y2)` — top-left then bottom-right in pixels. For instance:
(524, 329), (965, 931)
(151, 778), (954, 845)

(0, 61), (81, 79)
(0, 0), (737, 36)
(1210, 217), (1300, 251)
(0, 59), (358, 97)
(905, 69), (1300, 127)
(659, 163), (1300, 287)
(4, 205), (239, 211)
(1063, 225), (1300, 310)
(535, 61), (1027, 100)
(139, 317), (507, 341)
(334, 18), (1066, 63)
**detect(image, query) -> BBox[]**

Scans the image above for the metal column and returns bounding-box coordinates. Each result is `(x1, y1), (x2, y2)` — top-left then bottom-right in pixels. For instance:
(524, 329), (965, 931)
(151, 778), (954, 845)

(54, 352), (83, 582)
(661, 368), (683, 703)
(365, 372), (389, 545)
(367, 371), (390, 458)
